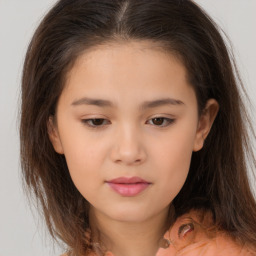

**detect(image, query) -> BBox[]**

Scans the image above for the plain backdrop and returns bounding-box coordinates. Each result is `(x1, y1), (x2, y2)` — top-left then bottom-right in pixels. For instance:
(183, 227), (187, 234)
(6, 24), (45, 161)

(0, 1), (255, 255)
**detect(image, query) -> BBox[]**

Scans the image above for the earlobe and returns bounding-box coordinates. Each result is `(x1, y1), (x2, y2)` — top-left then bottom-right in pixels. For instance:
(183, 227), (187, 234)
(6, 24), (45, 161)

(47, 116), (64, 154)
(193, 99), (219, 152)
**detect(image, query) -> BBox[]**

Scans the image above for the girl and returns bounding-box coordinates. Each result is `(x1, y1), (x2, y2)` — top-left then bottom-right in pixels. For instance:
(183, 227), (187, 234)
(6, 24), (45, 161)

(20, 0), (256, 255)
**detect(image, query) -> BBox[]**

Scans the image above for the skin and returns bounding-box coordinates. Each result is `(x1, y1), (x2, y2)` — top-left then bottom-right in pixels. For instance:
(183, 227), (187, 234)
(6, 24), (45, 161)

(48, 41), (218, 256)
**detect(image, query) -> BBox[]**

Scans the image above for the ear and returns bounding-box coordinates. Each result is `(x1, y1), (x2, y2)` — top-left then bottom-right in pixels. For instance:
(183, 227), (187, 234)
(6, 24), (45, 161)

(193, 99), (219, 152)
(47, 116), (64, 154)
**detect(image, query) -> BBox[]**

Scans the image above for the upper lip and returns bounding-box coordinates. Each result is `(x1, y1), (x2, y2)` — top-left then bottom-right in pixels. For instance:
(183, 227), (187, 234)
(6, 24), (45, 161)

(106, 176), (151, 184)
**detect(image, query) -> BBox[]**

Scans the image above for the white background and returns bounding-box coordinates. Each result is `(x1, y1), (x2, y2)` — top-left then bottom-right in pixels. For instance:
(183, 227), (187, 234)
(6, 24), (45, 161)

(0, 1), (255, 255)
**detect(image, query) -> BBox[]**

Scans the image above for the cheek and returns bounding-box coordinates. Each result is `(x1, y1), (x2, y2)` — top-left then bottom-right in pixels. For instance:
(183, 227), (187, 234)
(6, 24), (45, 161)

(64, 146), (105, 204)
(58, 115), (106, 166)
(152, 125), (197, 194)
(57, 124), (109, 196)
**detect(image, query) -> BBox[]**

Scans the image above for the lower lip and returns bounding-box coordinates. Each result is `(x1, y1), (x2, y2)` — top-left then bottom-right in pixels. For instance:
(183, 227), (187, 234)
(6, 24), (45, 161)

(107, 182), (150, 196)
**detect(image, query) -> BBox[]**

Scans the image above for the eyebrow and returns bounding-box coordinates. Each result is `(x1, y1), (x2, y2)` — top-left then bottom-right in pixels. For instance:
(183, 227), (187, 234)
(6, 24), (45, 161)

(71, 97), (185, 109)
(140, 98), (185, 109)
(72, 97), (114, 107)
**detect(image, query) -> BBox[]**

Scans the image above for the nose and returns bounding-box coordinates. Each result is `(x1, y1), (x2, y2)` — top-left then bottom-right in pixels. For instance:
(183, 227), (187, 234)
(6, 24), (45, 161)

(110, 125), (147, 166)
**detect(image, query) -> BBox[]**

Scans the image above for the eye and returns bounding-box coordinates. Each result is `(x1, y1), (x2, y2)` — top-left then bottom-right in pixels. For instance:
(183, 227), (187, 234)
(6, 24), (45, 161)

(178, 223), (194, 239)
(81, 118), (110, 128)
(147, 117), (175, 127)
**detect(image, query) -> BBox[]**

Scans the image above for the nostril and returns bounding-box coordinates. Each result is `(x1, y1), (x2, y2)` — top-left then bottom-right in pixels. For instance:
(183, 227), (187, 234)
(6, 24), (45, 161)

(110, 137), (147, 165)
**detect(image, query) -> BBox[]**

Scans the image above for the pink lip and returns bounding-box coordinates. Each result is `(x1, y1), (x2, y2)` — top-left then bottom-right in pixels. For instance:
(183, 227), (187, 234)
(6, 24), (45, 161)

(106, 176), (151, 197)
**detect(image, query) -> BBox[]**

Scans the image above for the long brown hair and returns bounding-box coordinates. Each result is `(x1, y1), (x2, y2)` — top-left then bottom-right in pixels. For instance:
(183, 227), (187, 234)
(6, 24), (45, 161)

(20, 0), (256, 254)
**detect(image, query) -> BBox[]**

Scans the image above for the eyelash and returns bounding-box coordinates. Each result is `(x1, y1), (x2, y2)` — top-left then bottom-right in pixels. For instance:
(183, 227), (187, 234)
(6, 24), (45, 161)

(81, 117), (175, 129)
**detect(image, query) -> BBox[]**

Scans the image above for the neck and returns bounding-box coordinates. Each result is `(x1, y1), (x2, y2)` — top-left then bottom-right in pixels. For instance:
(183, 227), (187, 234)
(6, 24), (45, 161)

(89, 206), (172, 256)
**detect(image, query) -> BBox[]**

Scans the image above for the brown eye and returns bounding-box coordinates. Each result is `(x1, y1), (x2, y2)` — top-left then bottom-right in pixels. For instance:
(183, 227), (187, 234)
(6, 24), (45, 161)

(152, 118), (165, 125)
(148, 117), (175, 127)
(82, 118), (109, 128)
(91, 119), (105, 126)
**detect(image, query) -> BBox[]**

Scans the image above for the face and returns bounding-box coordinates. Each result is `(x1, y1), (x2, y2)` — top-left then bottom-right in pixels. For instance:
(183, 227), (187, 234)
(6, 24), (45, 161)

(49, 41), (217, 224)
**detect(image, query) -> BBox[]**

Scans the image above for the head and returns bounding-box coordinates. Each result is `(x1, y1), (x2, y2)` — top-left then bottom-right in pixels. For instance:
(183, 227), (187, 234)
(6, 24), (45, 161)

(20, 0), (256, 253)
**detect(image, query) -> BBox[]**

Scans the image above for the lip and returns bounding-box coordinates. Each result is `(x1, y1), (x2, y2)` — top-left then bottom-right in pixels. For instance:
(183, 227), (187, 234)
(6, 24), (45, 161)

(106, 176), (151, 197)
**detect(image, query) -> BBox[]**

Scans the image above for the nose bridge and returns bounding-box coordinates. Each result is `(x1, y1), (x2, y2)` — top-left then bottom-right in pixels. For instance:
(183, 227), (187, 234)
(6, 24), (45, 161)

(110, 122), (146, 165)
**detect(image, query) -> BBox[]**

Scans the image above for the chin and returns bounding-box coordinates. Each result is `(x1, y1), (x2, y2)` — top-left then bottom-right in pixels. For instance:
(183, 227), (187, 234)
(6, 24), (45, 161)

(105, 204), (158, 223)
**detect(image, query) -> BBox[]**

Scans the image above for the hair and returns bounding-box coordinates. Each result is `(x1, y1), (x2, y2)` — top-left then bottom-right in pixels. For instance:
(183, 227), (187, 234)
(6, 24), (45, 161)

(20, 0), (256, 255)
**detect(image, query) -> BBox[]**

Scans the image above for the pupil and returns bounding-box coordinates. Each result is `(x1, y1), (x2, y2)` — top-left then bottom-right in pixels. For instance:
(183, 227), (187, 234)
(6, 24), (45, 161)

(153, 118), (164, 125)
(93, 119), (103, 125)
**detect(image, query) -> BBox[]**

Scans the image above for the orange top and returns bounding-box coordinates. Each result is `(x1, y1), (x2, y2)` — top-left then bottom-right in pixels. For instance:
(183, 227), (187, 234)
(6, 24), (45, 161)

(154, 210), (256, 256)
(63, 210), (256, 256)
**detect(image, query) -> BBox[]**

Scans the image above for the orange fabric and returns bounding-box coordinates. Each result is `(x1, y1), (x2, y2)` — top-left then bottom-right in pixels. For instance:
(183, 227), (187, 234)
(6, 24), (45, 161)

(155, 211), (255, 256)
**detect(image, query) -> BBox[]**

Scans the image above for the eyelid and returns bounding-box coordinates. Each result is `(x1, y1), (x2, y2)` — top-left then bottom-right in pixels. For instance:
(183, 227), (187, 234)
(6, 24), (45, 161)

(81, 118), (111, 128)
(146, 117), (176, 127)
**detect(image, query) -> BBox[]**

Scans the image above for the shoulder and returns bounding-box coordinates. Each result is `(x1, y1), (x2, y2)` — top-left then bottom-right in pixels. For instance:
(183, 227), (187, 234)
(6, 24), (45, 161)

(157, 210), (256, 256)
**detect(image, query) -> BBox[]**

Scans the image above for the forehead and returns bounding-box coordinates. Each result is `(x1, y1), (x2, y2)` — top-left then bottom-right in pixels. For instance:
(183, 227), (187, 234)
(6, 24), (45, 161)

(66, 41), (188, 82)
(61, 40), (196, 107)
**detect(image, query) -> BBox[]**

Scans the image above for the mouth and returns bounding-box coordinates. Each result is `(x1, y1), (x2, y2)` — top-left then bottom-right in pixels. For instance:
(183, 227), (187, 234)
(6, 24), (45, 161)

(105, 176), (151, 197)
